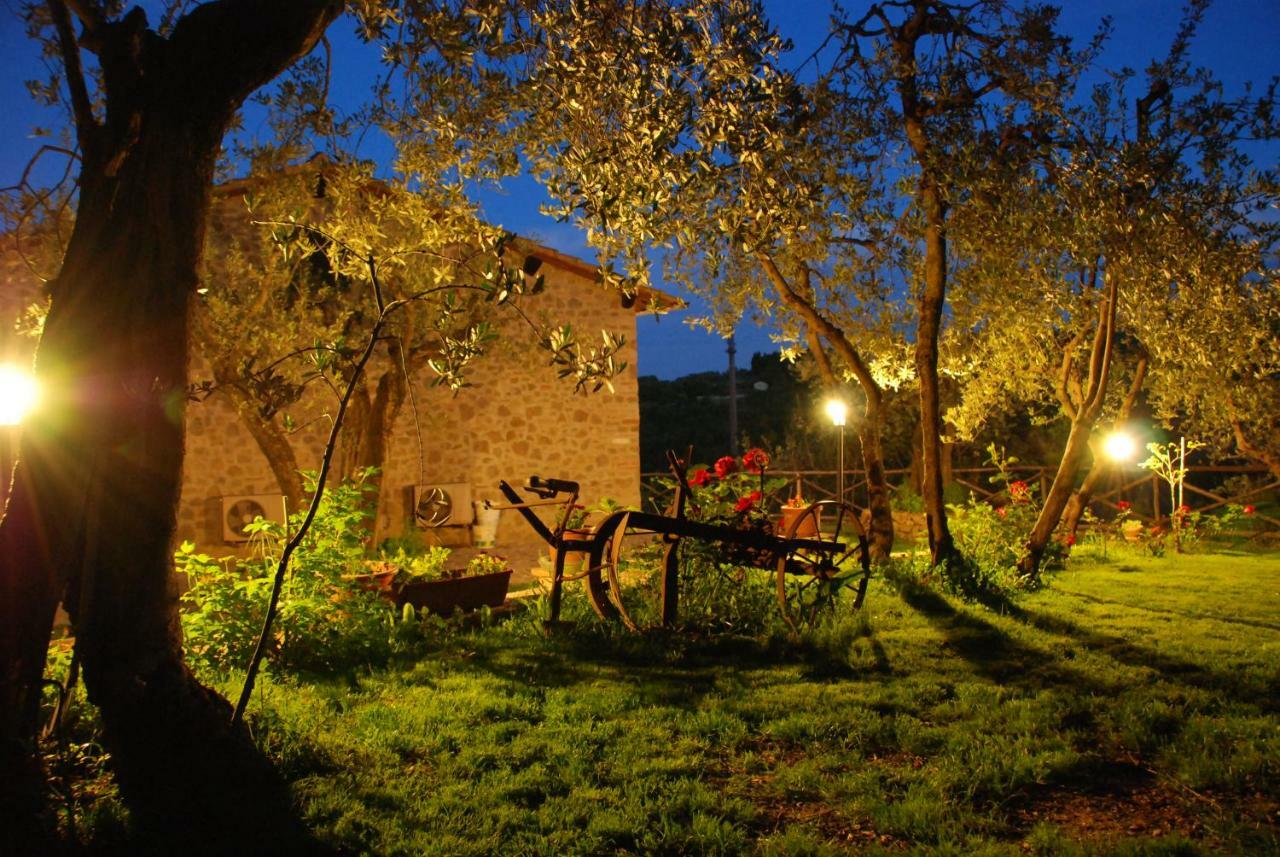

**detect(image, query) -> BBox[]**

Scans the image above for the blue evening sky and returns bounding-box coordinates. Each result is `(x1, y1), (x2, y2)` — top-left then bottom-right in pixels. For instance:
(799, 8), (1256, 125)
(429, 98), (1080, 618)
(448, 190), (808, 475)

(1, 1), (1276, 378)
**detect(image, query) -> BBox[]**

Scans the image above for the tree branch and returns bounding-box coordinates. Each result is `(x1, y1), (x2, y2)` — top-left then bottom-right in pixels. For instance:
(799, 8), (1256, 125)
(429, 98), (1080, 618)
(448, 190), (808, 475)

(47, 0), (98, 151)
(757, 251), (882, 409)
(167, 0), (343, 117)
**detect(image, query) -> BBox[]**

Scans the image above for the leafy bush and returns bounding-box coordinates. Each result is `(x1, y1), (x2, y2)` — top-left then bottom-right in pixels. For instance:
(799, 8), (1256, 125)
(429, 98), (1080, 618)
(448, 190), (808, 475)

(181, 469), (406, 676)
(943, 445), (1063, 594)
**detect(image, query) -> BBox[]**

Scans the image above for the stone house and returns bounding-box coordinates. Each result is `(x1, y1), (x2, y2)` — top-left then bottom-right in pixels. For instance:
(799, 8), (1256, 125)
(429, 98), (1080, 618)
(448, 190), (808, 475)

(183, 241), (675, 561)
(1, 173), (678, 565)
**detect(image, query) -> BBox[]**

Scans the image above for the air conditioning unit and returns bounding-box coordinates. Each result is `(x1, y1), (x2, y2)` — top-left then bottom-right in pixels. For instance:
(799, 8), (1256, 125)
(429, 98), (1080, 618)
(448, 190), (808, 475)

(412, 482), (474, 528)
(221, 494), (288, 543)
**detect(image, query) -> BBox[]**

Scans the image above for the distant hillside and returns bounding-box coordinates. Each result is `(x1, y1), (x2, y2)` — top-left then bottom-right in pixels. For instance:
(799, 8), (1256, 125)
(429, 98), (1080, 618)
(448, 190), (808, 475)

(638, 352), (822, 472)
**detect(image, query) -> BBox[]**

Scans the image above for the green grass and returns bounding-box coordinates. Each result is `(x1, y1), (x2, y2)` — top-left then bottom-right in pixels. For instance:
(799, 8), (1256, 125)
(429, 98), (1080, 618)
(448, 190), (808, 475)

(75, 551), (1280, 855)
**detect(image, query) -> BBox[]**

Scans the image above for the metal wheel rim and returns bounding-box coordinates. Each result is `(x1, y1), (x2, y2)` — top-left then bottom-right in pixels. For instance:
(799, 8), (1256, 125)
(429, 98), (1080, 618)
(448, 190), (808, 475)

(776, 500), (870, 631)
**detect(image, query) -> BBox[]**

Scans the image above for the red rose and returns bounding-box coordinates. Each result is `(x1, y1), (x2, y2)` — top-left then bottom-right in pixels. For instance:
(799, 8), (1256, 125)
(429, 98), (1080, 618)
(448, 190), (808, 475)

(689, 469), (712, 487)
(1116, 501), (1131, 511)
(1009, 481), (1030, 503)
(734, 490), (762, 513)
(1243, 504), (1256, 515)
(743, 448), (770, 474)
(1177, 504), (1191, 515)
(1065, 534), (1076, 546)
(996, 506), (1007, 518)
(714, 456), (738, 479)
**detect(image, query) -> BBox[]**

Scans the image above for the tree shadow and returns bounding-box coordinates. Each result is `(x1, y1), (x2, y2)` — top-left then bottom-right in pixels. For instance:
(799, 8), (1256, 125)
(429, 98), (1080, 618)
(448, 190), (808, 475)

(998, 601), (1280, 716)
(894, 582), (1106, 694)
(1051, 587), (1280, 633)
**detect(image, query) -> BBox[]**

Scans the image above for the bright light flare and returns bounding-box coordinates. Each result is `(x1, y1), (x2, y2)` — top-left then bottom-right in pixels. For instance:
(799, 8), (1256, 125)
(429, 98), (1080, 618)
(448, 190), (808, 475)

(824, 399), (848, 427)
(1103, 430), (1136, 462)
(0, 364), (39, 426)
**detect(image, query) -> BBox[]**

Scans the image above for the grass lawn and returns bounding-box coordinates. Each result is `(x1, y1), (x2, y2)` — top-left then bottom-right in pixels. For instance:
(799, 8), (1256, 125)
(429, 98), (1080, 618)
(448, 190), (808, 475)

(80, 551), (1280, 855)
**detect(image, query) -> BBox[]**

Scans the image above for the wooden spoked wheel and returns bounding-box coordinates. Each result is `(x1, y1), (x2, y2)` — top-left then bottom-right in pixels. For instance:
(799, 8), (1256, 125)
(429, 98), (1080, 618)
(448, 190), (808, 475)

(775, 500), (871, 631)
(603, 511), (676, 631)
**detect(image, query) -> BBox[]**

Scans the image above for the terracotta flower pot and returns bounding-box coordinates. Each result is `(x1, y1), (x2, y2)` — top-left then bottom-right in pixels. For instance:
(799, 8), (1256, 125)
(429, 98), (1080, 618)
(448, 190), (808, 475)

(548, 528), (593, 571)
(779, 505), (819, 538)
(350, 567), (397, 594)
(395, 569), (513, 616)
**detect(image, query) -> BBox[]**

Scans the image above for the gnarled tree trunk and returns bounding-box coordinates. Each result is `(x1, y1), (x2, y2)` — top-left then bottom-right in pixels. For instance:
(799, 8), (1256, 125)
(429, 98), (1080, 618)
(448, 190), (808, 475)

(1018, 269), (1119, 578)
(762, 254), (895, 560)
(335, 362), (409, 544)
(0, 2), (341, 850)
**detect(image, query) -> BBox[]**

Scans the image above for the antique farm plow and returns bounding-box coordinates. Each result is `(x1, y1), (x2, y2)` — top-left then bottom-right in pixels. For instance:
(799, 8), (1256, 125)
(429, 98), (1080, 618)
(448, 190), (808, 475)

(489, 452), (871, 631)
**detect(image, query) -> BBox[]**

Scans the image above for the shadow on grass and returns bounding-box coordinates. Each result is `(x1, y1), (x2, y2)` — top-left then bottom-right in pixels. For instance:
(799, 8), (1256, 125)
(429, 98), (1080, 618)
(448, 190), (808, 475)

(892, 582), (1106, 694)
(969, 588), (1279, 714)
(1032, 608), (1274, 713)
(1051, 587), (1280, 633)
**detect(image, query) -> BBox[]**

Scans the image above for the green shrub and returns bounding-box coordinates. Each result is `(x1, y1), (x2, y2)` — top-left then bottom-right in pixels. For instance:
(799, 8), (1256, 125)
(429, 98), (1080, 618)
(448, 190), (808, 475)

(181, 469), (406, 676)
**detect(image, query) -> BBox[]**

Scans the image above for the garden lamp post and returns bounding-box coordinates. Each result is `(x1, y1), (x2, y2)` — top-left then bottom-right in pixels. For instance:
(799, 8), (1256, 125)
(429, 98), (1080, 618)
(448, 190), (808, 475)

(0, 363), (39, 511)
(825, 399), (848, 506)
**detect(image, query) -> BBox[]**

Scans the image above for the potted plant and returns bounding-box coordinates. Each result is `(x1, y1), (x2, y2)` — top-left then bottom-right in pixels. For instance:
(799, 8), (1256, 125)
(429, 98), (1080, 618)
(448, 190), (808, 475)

(395, 551), (513, 616)
(349, 559), (399, 594)
(778, 493), (819, 537)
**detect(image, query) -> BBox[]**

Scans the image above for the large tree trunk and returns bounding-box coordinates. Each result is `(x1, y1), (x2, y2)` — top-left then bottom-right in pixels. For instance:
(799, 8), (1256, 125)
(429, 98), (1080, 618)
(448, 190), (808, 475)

(1230, 416), (1280, 482)
(1061, 436), (1105, 540)
(914, 185), (958, 566)
(0, 2), (340, 850)
(858, 402), (895, 559)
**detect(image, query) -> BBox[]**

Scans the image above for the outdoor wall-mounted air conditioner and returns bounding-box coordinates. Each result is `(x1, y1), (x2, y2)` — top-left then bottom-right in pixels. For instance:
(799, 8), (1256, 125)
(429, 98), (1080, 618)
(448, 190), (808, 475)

(220, 494), (287, 543)
(412, 483), (474, 528)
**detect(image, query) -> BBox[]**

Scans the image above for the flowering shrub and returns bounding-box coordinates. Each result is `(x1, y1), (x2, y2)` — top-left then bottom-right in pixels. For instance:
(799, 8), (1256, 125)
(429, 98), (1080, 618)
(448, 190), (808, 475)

(743, 448), (770, 474)
(648, 448), (788, 629)
(713, 455), (738, 479)
(946, 445), (1064, 591)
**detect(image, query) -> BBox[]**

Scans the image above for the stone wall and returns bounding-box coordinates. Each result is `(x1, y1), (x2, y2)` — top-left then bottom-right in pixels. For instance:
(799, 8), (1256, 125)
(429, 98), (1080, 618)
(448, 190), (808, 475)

(178, 252), (643, 557)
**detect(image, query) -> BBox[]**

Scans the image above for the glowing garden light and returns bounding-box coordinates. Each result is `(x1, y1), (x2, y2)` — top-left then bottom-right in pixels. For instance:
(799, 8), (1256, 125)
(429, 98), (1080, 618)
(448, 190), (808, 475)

(825, 398), (849, 506)
(1103, 430), (1137, 462)
(0, 364), (38, 426)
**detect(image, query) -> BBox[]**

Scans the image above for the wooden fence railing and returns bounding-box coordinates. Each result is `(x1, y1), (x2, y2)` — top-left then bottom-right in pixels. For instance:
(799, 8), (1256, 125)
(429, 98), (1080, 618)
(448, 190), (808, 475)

(640, 464), (1280, 533)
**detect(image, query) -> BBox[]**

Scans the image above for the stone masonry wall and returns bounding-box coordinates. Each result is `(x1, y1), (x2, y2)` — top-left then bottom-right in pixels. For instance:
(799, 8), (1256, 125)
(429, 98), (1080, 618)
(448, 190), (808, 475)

(178, 255), (642, 558)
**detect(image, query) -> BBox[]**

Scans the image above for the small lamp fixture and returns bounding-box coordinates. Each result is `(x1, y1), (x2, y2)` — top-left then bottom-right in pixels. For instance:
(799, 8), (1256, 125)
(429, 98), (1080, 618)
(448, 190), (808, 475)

(0, 364), (38, 426)
(1103, 430), (1136, 463)
(824, 399), (848, 427)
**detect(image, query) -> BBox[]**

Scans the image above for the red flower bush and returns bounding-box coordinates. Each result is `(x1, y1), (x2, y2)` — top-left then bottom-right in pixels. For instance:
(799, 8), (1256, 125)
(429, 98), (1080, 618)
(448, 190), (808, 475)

(996, 506), (1007, 518)
(689, 468), (712, 487)
(734, 491), (762, 514)
(714, 455), (738, 479)
(1116, 500), (1131, 511)
(1008, 480), (1030, 503)
(1243, 504), (1256, 515)
(1177, 504), (1192, 515)
(743, 447), (770, 474)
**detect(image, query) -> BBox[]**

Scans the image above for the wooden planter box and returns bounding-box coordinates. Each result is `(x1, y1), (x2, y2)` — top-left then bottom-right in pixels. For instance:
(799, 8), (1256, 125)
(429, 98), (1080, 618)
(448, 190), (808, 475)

(394, 569), (513, 616)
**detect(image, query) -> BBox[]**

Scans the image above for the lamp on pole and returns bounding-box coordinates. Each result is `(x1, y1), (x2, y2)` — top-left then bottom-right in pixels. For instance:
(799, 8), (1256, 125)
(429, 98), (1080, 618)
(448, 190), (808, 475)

(0, 363), (39, 510)
(825, 399), (848, 506)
